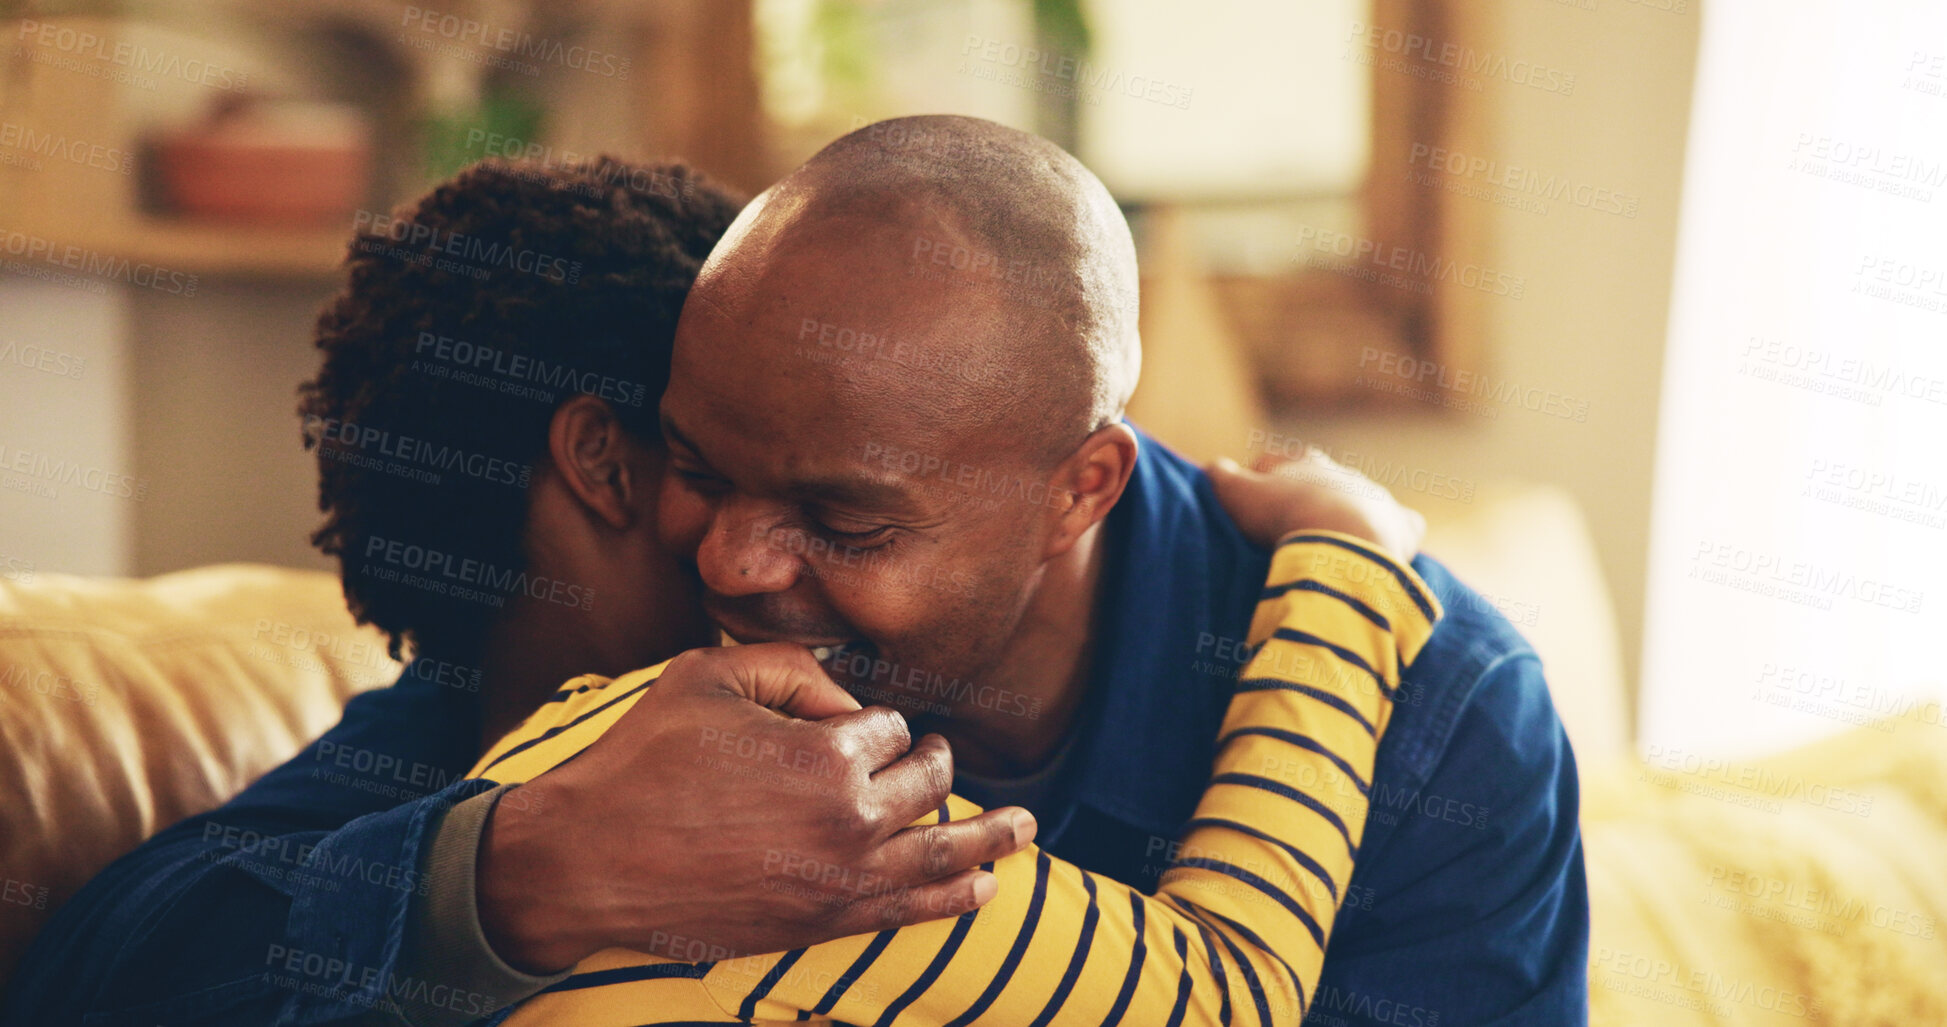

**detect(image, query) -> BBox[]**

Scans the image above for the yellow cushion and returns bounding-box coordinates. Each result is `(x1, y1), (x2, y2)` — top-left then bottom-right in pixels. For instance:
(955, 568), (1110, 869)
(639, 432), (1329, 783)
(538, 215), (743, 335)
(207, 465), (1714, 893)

(1584, 712), (1947, 1025)
(0, 563), (394, 984)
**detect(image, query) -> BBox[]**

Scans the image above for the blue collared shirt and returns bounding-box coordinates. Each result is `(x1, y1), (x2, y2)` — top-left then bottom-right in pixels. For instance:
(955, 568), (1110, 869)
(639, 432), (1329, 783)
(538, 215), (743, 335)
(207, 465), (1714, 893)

(3, 427), (1588, 1027)
(1029, 429), (1590, 1026)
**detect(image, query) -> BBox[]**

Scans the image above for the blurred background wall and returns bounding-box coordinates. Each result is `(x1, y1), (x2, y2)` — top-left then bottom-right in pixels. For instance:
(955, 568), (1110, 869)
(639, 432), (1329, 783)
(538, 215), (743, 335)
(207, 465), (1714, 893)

(2, 0), (1697, 737)
(1277, 4), (1700, 715)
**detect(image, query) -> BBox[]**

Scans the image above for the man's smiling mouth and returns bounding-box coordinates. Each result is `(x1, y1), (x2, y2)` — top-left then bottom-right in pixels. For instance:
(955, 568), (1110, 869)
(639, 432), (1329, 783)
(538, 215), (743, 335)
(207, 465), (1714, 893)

(709, 621), (876, 674)
(703, 613), (886, 695)
(812, 641), (888, 692)
(815, 640), (876, 667)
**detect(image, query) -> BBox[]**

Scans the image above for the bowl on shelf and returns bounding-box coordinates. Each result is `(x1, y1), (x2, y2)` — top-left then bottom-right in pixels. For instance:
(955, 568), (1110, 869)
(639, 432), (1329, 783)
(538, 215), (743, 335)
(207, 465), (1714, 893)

(151, 101), (372, 226)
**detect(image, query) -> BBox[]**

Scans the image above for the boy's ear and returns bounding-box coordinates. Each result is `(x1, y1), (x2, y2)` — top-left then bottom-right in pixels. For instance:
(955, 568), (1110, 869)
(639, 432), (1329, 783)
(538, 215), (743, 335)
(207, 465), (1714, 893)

(547, 395), (640, 530)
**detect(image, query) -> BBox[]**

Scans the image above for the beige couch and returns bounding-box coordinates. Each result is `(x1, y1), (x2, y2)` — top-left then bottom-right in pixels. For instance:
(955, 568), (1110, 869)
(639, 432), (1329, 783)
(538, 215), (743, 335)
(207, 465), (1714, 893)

(0, 564), (398, 985)
(3, 490), (1943, 1023)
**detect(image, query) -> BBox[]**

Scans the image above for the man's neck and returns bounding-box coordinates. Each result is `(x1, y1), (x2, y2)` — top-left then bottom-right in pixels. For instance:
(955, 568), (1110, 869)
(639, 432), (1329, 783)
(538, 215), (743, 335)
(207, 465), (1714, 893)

(918, 522), (1110, 778)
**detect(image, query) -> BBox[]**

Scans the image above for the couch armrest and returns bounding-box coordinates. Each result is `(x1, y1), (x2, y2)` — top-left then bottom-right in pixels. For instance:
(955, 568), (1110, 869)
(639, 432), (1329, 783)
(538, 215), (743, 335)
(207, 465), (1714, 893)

(0, 563), (396, 984)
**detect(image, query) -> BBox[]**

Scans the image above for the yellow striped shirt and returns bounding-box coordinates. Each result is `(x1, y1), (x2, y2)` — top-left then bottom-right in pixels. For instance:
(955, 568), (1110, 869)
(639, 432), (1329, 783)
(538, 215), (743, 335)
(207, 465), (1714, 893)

(469, 533), (1441, 1026)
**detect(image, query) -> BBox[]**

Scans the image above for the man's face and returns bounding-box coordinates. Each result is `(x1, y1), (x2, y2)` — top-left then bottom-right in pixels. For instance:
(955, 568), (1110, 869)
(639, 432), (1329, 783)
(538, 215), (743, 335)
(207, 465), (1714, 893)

(656, 229), (1065, 713)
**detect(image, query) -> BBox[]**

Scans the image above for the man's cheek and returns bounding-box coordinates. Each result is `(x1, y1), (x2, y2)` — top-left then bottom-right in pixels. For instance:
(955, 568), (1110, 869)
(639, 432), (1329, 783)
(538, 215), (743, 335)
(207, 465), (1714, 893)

(655, 475), (713, 553)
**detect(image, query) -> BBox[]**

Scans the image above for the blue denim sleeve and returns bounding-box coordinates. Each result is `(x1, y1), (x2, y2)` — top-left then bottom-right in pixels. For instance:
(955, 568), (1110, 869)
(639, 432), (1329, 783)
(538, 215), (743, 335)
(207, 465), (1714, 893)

(0, 675), (493, 1027)
(1316, 652), (1591, 1027)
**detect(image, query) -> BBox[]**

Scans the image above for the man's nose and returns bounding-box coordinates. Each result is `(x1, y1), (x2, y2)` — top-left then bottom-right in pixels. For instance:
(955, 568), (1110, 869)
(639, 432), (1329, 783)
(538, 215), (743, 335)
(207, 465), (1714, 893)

(695, 498), (804, 597)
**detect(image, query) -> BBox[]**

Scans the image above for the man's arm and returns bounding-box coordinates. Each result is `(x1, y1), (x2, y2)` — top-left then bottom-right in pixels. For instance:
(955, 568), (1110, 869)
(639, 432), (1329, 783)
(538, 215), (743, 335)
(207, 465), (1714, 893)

(471, 648), (1032, 975)
(463, 533), (1441, 1026)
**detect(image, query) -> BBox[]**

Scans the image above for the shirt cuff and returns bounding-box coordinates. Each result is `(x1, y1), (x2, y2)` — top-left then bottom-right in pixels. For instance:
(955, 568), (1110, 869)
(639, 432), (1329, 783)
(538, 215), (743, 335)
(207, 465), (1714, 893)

(393, 783), (572, 1026)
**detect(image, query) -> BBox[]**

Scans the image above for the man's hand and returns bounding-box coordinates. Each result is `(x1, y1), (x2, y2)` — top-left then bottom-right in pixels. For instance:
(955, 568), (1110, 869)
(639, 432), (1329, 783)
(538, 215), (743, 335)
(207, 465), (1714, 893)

(1209, 448), (1428, 561)
(476, 643), (1035, 973)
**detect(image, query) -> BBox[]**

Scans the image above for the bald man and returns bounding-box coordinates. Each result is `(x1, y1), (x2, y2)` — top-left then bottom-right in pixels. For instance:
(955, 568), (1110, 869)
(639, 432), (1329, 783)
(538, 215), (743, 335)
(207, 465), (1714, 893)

(480, 116), (1588, 1023)
(656, 122), (1147, 784)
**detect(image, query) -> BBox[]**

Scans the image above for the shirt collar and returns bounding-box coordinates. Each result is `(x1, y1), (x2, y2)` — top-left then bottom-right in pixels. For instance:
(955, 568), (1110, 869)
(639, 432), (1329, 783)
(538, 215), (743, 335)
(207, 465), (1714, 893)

(1055, 425), (1272, 842)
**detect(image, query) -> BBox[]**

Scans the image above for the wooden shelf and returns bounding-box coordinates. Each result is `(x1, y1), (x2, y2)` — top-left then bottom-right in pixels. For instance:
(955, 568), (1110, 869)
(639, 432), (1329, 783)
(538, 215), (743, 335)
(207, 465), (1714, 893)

(0, 14), (353, 280)
(7, 214), (351, 280)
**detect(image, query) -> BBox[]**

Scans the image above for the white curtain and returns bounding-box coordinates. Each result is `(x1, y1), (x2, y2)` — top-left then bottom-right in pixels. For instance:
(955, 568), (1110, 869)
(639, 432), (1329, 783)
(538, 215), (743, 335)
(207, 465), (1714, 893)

(1640, 0), (1947, 758)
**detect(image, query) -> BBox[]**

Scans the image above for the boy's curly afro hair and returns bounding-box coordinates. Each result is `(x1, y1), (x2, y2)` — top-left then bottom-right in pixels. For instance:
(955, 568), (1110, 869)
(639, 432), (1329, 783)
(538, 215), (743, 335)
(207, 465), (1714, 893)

(299, 157), (744, 662)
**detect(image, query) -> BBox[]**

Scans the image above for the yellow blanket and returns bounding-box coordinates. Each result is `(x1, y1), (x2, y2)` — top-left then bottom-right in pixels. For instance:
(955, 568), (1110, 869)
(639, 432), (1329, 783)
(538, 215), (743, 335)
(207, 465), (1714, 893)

(1584, 708), (1947, 1026)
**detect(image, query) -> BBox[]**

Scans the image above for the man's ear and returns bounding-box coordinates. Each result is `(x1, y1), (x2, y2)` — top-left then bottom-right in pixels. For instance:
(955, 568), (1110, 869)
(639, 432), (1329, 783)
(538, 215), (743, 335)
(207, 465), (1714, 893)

(546, 394), (642, 531)
(1044, 422), (1139, 558)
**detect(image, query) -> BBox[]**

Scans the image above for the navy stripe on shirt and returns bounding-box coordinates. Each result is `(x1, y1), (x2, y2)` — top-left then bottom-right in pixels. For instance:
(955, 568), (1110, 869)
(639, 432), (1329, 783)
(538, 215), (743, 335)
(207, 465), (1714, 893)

(545, 681), (599, 703)
(1187, 909), (1233, 1027)
(481, 677), (657, 774)
(544, 961), (713, 993)
(1197, 904), (1309, 1021)
(1259, 578), (1392, 632)
(1100, 890), (1148, 1026)
(1027, 871), (1101, 1027)
(1178, 816), (1339, 902)
(1164, 927), (1194, 1027)
(811, 931), (897, 1015)
(1268, 627), (1396, 701)
(1171, 857), (1325, 949)
(944, 850), (1054, 1027)
(738, 948), (807, 1020)
(1211, 772), (1356, 856)
(871, 897), (982, 1027)
(1169, 895), (1271, 1027)
(1218, 726), (1372, 795)
(1233, 678), (1376, 736)
(1275, 533), (1437, 622)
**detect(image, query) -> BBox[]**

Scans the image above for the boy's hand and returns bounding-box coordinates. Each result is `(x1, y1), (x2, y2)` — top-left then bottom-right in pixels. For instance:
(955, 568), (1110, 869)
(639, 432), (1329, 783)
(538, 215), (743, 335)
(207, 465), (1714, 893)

(1209, 447), (1428, 561)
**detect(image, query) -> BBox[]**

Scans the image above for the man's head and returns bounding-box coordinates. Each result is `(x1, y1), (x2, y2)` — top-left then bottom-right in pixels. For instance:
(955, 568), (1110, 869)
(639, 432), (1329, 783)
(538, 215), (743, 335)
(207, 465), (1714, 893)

(302, 157), (742, 666)
(657, 115), (1143, 700)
